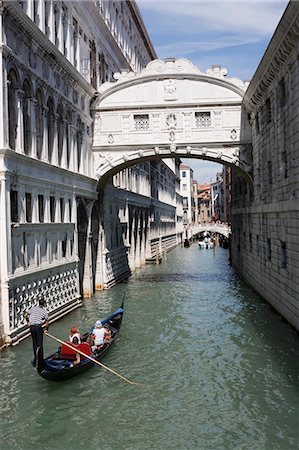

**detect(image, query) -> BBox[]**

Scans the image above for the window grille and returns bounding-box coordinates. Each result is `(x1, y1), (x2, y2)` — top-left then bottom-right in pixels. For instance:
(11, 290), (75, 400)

(134, 114), (149, 131)
(195, 112), (211, 128)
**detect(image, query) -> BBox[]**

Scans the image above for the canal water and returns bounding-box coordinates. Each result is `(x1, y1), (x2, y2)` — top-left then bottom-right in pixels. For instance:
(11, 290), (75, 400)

(1, 245), (299, 450)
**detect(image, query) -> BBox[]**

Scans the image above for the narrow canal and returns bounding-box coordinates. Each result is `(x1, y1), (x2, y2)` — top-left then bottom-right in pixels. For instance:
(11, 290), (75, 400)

(1, 245), (299, 450)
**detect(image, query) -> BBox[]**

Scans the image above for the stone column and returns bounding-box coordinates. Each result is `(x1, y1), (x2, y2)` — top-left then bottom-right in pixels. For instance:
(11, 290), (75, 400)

(129, 208), (135, 270)
(95, 225), (105, 290)
(19, 184), (26, 224)
(61, 120), (67, 169)
(68, 123), (75, 171)
(31, 98), (37, 158)
(75, 30), (81, 72)
(51, 114), (59, 165)
(27, 0), (33, 20)
(48, 0), (55, 44)
(135, 211), (141, 268)
(58, 5), (64, 54)
(0, 175), (12, 340)
(42, 106), (49, 162)
(39, 0), (45, 33)
(66, 11), (72, 63)
(32, 188), (38, 223)
(0, 8), (8, 150)
(44, 191), (50, 223)
(15, 90), (25, 154)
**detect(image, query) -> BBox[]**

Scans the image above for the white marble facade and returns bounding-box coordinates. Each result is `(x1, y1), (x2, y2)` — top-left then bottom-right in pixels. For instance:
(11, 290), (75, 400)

(0, 0), (158, 345)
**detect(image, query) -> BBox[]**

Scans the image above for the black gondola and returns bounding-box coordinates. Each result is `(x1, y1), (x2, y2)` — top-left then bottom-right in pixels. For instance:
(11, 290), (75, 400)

(36, 302), (124, 382)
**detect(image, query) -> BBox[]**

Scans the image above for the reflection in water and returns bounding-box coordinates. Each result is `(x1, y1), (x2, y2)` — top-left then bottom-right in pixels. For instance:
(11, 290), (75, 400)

(0, 246), (299, 450)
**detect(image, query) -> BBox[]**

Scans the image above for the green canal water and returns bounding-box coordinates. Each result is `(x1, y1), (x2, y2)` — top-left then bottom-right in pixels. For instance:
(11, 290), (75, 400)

(1, 246), (299, 450)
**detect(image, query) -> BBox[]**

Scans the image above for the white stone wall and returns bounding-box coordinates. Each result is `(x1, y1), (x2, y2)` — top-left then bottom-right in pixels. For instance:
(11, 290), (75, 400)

(232, 2), (299, 331)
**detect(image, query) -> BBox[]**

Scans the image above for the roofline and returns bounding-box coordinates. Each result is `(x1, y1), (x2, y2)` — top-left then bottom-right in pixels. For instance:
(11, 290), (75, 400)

(126, 1), (157, 60)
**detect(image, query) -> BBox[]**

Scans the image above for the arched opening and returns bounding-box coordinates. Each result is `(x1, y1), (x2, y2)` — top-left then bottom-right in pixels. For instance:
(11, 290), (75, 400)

(35, 87), (44, 159)
(57, 103), (64, 165)
(47, 96), (55, 162)
(7, 69), (18, 151)
(77, 198), (88, 297)
(65, 110), (72, 168)
(22, 79), (31, 156)
(76, 117), (83, 171)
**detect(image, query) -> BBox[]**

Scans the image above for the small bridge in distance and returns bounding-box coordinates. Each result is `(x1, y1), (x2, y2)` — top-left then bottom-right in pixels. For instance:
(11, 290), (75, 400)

(185, 223), (231, 240)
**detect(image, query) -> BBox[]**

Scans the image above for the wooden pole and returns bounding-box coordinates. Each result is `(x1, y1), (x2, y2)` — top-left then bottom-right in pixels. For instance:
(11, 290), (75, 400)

(44, 331), (142, 386)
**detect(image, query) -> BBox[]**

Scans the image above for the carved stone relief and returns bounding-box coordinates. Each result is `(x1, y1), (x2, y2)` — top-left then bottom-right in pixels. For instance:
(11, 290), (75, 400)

(164, 79), (177, 101)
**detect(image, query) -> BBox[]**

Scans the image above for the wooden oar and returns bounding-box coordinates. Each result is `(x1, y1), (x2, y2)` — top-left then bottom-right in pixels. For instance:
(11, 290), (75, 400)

(44, 331), (142, 386)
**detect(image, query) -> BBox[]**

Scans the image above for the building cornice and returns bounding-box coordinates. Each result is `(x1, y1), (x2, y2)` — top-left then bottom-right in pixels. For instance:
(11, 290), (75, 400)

(243, 1), (299, 112)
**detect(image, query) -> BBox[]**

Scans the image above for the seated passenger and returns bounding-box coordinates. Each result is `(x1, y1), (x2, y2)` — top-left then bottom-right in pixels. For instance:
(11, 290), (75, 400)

(92, 321), (106, 348)
(69, 326), (81, 344)
(69, 325), (81, 365)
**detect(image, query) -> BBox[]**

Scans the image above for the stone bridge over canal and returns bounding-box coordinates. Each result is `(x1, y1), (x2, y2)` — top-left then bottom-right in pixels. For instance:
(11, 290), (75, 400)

(92, 58), (253, 186)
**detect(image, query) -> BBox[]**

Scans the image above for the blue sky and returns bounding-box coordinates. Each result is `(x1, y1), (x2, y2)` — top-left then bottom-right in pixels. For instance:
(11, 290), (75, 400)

(137, 0), (289, 182)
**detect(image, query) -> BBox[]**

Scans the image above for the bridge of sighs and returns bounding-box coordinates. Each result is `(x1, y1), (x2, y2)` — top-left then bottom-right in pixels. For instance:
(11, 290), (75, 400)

(92, 58), (253, 185)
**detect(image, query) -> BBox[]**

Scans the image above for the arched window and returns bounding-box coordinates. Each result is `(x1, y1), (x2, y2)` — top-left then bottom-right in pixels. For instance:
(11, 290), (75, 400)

(7, 69), (18, 150)
(57, 103), (64, 165)
(47, 96), (54, 162)
(22, 79), (31, 155)
(76, 117), (83, 171)
(35, 88), (43, 159)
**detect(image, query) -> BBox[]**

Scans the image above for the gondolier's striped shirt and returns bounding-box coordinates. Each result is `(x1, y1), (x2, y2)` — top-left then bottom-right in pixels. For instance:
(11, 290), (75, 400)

(26, 306), (49, 326)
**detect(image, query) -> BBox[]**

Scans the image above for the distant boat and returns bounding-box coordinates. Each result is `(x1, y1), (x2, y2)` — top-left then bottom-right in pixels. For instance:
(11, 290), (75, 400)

(198, 236), (214, 249)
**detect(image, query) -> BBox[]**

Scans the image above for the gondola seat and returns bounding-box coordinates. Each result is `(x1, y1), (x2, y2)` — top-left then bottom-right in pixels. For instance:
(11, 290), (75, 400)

(60, 342), (92, 361)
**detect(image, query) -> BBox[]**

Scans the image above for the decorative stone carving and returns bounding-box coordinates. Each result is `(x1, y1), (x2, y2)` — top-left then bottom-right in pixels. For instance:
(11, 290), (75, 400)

(93, 112), (101, 136)
(206, 64), (228, 77)
(98, 58), (247, 96)
(230, 129), (237, 140)
(108, 133), (114, 144)
(164, 79), (177, 101)
(169, 130), (175, 142)
(166, 113), (177, 128)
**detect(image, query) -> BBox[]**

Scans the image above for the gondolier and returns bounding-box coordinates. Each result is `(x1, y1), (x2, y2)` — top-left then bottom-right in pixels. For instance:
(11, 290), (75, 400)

(24, 296), (49, 367)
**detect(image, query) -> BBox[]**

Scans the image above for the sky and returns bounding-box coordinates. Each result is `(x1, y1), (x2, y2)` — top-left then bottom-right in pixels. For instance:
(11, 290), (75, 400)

(137, 0), (289, 182)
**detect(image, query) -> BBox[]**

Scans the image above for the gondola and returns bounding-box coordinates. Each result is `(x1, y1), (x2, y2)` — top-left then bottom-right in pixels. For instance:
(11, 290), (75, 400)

(35, 302), (124, 382)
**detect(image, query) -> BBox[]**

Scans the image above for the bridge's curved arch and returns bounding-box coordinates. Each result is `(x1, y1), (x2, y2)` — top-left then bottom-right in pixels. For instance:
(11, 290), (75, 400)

(92, 58), (253, 186)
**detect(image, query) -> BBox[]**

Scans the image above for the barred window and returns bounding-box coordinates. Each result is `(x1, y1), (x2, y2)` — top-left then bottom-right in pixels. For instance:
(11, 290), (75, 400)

(38, 194), (44, 223)
(25, 193), (32, 223)
(195, 112), (211, 128)
(134, 114), (149, 131)
(10, 190), (18, 223)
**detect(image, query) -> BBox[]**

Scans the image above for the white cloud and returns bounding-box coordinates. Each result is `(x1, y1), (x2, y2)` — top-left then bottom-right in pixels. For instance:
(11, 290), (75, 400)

(155, 35), (261, 58)
(138, 1), (288, 37)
